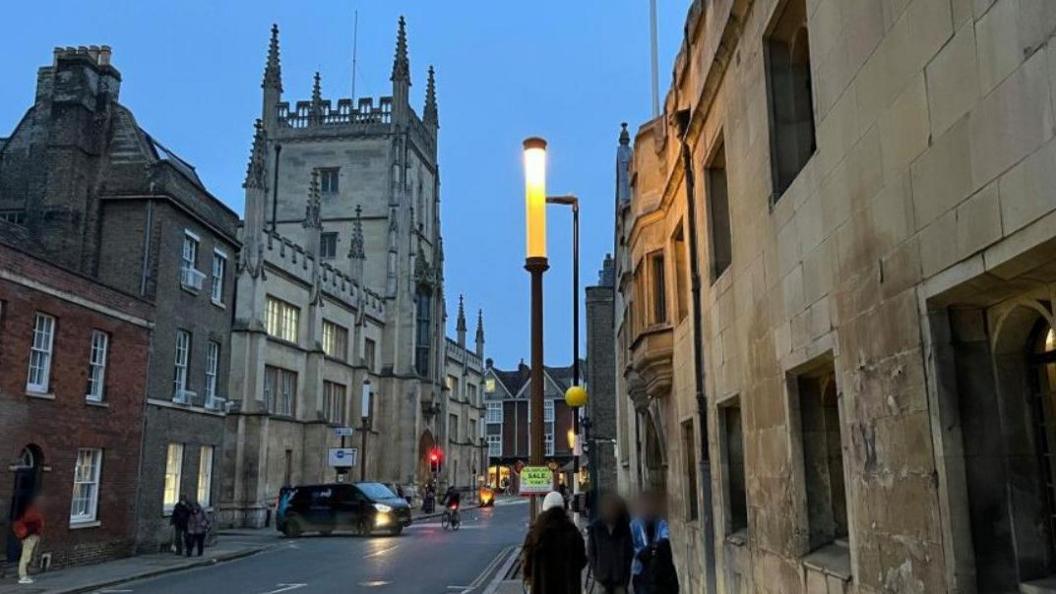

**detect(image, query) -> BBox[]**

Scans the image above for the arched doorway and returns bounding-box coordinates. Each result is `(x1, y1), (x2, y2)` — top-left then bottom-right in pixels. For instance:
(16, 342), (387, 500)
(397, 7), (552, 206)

(6, 445), (43, 562)
(417, 430), (435, 486)
(642, 413), (667, 495)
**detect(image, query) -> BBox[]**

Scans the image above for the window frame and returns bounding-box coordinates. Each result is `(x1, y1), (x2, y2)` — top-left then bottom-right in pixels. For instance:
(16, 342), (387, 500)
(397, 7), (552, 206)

(322, 320), (349, 361)
(173, 329), (191, 399)
(486, 402), (503, 423)
(204, 340), (220, 401)
(86, 330), (109, 402)
(197, 446), (214, 508)
(319, 167), (340, 194)
(323, 380), (346, 424)
(163, 443), (184, 514)
(211, 249), (227, 306)
(27, 312), (56, 394)
(265, 296), (301, 344)
(320, 232), (338, 260)
(70, 448), (102, 524)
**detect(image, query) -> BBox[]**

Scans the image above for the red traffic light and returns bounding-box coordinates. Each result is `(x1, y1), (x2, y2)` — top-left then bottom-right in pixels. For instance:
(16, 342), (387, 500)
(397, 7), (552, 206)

(429, 447), (444, 464)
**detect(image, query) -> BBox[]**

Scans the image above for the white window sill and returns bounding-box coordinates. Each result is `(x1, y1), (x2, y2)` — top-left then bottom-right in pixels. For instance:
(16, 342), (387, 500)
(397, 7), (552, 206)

(180, 284), (201, 296)
(69, 520), (101, 529)
(26, 391), (55, 400)
(211, 299), (226, 309)
(802, 542), (852, 582)
(85, 398), (109, 407)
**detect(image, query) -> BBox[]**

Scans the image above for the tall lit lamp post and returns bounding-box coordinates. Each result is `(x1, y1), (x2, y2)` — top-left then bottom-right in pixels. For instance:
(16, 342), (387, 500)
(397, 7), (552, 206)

(359, 379), (373, 481)
(524, 137), (548, 522)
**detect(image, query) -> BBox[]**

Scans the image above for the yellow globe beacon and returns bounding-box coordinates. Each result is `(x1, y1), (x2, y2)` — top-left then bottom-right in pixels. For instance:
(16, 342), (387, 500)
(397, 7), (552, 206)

(565, 385), (588, 408)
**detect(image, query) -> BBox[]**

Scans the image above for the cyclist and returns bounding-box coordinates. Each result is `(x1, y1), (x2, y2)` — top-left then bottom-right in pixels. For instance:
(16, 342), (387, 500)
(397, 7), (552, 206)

(442, 486), (461, 526)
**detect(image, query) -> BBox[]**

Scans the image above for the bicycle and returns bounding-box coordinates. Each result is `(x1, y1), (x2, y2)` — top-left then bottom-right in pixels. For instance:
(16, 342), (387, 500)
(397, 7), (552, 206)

(440, 505), (461, 531)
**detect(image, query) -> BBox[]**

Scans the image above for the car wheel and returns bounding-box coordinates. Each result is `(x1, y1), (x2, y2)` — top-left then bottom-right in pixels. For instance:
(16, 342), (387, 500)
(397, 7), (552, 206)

(358, 518), (372, 536)
(285, 519), (303, 538)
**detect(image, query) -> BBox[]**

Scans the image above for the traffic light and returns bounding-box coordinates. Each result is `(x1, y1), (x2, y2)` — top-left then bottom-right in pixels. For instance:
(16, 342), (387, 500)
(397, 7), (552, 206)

(429, 447), (444, 474)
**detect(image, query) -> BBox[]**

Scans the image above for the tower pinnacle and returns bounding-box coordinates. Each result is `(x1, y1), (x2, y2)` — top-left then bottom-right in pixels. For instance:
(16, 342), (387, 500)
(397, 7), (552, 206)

(262, 24), (282, 92)
(391, 16), (410, 83)
(243, 119), (267, 191)
(304, 170), (322, 230)
(349, 205), (365, 260)
(424, 65), (438, 127)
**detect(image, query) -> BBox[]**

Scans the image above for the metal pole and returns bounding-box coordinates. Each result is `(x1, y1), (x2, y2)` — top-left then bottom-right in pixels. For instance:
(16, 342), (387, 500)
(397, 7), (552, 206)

(571, 202), (582, 526)
(526, 256), (548, 523)
(649, 0), (660, 117)
(360, 418), (368, 482)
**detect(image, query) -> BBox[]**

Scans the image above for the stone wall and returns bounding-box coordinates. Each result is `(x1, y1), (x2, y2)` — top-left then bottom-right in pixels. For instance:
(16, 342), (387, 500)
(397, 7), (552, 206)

(614, 0), (1056, 592)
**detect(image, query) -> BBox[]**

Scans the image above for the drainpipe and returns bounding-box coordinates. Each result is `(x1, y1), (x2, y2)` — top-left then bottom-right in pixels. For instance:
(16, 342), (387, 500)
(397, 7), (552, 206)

(676, 108), (717, 594)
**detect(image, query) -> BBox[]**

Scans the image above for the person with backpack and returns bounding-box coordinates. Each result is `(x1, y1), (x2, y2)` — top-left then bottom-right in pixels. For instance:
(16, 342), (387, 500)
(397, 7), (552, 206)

(630, 491), (679, 594)
(184, 501), (210, 557)
(12, 494), (44, 585)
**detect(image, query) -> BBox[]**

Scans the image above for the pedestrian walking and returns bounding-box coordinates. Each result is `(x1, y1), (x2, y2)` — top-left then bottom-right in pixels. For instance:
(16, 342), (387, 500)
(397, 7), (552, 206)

(183, 501), (210, 557)
(522, 491), (587, 594)
(12, 494), (44, 585)
(630, 492), (679, 594)
(587, 493), (634, 594)
(170, 494), (190, 555)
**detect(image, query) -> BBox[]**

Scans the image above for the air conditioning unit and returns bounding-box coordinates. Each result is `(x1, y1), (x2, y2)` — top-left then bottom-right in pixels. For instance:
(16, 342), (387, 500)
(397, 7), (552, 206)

(173, 389), (195, 405)
(180, 267), (206, 292)
(205, 396), (226, 411)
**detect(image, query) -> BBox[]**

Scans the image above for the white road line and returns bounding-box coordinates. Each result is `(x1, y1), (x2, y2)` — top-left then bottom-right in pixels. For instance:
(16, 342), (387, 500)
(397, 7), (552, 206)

(258, 584), (307, 594)
(362, 544), (399, 559)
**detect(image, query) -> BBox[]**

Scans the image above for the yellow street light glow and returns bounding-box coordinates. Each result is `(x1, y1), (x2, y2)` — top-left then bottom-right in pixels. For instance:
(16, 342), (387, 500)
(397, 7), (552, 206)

(567, 427), (576, 449)
(523, 137), (548, 259)
(565, 385), (588, 408)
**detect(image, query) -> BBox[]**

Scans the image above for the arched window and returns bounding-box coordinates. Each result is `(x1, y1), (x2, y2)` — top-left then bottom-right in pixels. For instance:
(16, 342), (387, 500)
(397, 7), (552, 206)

(415, 289), (432, 376)
(1030, 321), (1056, 554)
(15, 447), (36, 469)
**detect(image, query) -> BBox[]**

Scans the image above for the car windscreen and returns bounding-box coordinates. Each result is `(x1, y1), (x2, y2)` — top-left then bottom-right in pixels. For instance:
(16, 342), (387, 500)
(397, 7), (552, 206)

(357, 482), (396, 500)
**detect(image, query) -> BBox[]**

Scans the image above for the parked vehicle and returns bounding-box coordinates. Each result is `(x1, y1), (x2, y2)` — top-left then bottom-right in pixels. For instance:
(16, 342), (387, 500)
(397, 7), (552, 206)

(276, 482), (412, 537)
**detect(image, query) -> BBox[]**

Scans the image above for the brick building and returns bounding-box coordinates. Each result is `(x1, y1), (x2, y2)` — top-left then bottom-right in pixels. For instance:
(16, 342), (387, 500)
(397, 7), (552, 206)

(614, 0), (1056, 592)
(0, 46), (240, 554)
(0, 241), (151, 570)
(483, 362), (580, 491)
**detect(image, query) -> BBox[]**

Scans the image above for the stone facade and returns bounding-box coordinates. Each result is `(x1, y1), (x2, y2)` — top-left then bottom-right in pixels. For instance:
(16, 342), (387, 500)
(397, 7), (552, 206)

(585, 255), (618, 497)
(441, 299), (487, 490)
(0, 46), (239, 556)
(614, 0), (1056, 592)
(0, 241), (152, 570)
(221, 19), (485, 527)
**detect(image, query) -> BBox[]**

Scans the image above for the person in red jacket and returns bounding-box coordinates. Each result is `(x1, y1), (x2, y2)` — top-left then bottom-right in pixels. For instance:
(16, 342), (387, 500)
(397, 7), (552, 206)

(13, 494), (44, 585)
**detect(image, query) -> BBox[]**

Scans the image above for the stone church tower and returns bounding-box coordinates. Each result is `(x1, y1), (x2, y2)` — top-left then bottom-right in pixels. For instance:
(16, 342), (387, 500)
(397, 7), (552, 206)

(222, 17), (459, 526)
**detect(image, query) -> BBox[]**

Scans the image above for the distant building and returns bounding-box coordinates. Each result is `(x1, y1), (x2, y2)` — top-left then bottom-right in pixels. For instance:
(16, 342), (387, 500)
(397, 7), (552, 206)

(221, 19), (484, 527)
(441, 299), (487, 490)
(483, 362), (580, 491)
(585, 255), (617, 496)
(0, 242), (152, 568)
(0, 46), (239, 557)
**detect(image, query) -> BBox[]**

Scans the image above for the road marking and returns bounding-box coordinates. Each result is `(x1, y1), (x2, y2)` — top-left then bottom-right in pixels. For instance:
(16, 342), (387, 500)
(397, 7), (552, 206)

(362, 544), (399, 558)
(358, 581), (391, 587)
(258, 584), (307, 594)
(408, 523), (486, 529)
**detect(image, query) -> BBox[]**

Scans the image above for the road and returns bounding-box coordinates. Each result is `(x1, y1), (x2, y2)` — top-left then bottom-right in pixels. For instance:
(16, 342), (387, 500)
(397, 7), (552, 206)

(103, 499), (529, 594)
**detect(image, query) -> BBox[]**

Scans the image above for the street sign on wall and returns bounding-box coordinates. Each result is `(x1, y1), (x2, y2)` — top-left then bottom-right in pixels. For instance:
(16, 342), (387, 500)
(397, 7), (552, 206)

(519, 466), (553, 495)
(328, 447), (358, 467)
(334, 427), (355, 437)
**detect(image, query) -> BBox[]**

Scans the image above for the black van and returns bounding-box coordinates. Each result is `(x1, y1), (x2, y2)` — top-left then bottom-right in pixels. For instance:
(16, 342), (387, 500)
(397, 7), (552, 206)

(276, 482), (412, 537)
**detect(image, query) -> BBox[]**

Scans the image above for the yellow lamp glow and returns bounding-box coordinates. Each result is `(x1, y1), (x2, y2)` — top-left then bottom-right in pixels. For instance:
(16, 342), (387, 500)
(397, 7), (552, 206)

(565, 385), (588, 408)
(567, 428), (576, 449)
(523, 137), (548, 259)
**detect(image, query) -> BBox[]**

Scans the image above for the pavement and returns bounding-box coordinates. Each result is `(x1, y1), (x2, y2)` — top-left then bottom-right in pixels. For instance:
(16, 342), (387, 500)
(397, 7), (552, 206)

(0, 498), (529, 594)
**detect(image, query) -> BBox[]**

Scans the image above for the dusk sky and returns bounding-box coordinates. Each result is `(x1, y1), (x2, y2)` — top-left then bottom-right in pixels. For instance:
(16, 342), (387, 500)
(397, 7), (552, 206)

(0, 1), (691, 368)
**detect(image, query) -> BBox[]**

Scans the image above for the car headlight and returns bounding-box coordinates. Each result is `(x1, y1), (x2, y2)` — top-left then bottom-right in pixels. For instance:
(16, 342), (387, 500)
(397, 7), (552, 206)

(373, 503), (393, 513)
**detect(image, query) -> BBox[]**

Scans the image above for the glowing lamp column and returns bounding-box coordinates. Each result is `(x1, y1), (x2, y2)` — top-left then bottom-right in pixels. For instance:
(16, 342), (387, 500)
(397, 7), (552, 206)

(523, 137), (549, 522)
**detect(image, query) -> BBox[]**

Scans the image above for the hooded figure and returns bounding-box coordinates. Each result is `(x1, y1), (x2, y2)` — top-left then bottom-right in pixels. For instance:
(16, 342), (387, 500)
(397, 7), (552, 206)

(522, 491), (587, 594)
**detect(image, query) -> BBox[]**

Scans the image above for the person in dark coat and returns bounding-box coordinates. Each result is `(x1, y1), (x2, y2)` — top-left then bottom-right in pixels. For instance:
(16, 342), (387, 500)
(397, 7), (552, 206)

(170, 494), (190, 555)
(587, 493), (634, 594)
(522, 491), (587, 594)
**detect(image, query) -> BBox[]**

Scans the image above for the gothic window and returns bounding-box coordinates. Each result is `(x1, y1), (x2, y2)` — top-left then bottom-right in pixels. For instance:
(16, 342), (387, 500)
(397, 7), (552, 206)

(319, 168), (339, 194)
(765, 0), (815, 201)
(320, 233), (337, 260)
(415, 290), (432, 376)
